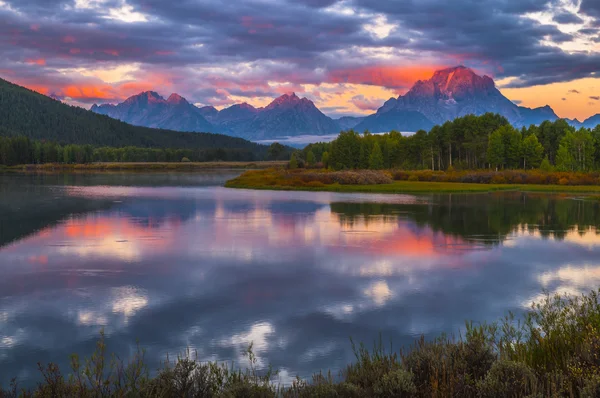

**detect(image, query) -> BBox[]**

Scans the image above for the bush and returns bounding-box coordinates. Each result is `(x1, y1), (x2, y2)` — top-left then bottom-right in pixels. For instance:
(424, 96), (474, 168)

(478, 361), (537, 398)
(490, 175), (507, 184)
(181, 157), (191, 162)
(408, 175), (419, 182)
(373, 369), (417, 397)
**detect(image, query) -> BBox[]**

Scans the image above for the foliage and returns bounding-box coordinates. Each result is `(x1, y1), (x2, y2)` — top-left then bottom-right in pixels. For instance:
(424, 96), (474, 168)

(5, 290), (600, 397)
(0, 136), (280, 166)
(289, 153), (298, 169)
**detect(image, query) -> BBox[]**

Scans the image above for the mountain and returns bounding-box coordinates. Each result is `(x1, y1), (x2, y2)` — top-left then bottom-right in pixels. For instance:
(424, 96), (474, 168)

(91, 91), (213, 133)
(92, 92), (341, 140)
(583, 114), (600, 129)
(239, 93), (340, 139)
(198, 105), (219, 122)
(336, 116), (365, 130)
(565, 118), (583, 128)
(518, 105), (559, 126)
(356, 65), (557, 133)
(0, 77), (275, 157)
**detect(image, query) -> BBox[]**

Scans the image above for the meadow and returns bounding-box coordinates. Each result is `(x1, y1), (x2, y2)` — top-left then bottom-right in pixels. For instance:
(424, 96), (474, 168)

(225, 168), (600, 194)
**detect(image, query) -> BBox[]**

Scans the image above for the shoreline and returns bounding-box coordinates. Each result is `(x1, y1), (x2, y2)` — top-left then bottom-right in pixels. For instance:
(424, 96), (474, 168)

(0, 161), (287, 172)
(225, 169), (600, 195)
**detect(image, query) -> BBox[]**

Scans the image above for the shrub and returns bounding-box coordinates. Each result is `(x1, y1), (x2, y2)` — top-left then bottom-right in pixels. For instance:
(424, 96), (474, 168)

(478, 361), (537, 398)
(490, 175), (506, 184)
(558, 177), (569, 185)
(181, 157), (191, 163)
(373, 369), (417, 397)
(408, 175), (419, 182)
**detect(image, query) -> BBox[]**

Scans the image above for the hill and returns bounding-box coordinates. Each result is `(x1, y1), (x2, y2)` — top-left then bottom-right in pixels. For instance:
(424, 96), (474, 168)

(0, 78), (273, 156)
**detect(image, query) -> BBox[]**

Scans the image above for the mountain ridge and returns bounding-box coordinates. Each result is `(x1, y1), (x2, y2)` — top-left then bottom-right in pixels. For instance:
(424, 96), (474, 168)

(87, 66), (598, 138)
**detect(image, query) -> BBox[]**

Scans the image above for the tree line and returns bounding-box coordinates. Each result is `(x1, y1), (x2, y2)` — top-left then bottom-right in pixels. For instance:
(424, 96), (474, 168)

(299, 114), (600, 171)
(0, 136), (265, 166)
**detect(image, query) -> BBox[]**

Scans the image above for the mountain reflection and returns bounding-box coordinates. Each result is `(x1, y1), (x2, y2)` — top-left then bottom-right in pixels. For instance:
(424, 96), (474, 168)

(2, 174), (600, 386)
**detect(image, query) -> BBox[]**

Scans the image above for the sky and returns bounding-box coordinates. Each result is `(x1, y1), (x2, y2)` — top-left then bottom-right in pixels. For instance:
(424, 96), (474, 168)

(1, 0), (600, 120)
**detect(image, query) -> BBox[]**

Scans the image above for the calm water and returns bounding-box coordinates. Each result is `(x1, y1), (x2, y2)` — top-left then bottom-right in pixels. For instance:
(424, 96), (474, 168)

(2, 172), (600, 385)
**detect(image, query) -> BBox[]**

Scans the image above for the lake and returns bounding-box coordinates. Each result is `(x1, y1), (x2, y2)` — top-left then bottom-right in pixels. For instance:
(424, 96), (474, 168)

(1, 171), (600, 386)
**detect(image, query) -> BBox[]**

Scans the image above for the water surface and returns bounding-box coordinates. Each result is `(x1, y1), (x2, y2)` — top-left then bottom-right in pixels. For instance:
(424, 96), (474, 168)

(1, 171), (600, 385)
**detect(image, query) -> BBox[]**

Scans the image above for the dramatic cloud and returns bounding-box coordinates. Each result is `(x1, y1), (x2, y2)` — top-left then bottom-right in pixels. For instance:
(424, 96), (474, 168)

(0, 0), (599, 117)
(569, 89), (581, 94)
(591, 96), (600, 101)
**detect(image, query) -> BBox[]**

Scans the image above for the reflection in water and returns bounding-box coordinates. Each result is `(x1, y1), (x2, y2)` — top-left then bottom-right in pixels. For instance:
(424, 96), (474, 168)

(1, 173), (600, 386)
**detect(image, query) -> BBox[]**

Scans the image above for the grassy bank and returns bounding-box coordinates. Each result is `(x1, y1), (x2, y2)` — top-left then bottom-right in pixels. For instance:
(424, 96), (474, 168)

(225, 168), (600, 194)
(3, 161), (287, 172)
(3, 290), (600, 397)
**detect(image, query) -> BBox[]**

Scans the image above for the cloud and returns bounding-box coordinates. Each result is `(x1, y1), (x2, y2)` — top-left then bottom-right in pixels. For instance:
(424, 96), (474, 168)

(552, 11), (584, 25)
(590, 96), (600, 101)
(512, 99), (523, 105)
(351, 95), (382, 111)
(0, 0), (600, 110)
(568, 89), (581, 94)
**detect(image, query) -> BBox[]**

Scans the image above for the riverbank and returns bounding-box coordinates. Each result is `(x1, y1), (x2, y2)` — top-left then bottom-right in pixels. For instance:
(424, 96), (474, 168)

(4, 289), (600, 397)
(2, 161), (287, 172)
(225, 169), (600, 194)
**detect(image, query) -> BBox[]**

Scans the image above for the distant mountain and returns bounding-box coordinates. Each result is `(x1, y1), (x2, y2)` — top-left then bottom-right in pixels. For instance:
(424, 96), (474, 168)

(583, 114), (600, 129)
(0, 77), (275, 157)
(240, 93), (340, 139)
(92, 92), (340, 140)
(198, 105), (219, 122)
(336, 116), (365, 130)
(518, 105), (559, 126)
(215, 103), (261, 134)
(565, 118), (583, 128)
(91, 91), (213, 133)
(356, 65), (559, 133)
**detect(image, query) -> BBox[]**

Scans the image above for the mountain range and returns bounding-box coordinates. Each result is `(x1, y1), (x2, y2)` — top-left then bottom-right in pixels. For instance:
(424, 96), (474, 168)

(0, 77), (278, 159)
(90, 65), (600, 140)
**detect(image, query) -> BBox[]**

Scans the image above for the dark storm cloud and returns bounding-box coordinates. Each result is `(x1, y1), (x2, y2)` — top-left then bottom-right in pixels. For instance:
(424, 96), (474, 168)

(591, 96), (600, 101)
(553, 11), (584, 24)
(580, 0), (600, 18)
(353, 0), (600, 87)
(1, 0), (600, 105)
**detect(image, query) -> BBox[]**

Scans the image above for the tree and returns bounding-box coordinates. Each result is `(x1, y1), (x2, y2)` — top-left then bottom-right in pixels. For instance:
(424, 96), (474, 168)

(306, 150), (315, 167)
(487, 130), (505, 170)
(268, 142), (285, 160)
(321, 151), (330, 169)
(289, 153), (298, 169)
(555, 143), (574, 171)
(368, 142), (384, 170)
(540, 156), (552, 172)
(520, 134), (544, 169)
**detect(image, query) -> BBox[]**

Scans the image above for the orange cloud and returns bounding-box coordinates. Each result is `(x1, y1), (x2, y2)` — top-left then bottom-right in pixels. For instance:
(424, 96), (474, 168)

(328, 65), (446, 90)
(27, 85), (49, 95)
(25, 58), (46, 66)
(63, 85), (115, 100)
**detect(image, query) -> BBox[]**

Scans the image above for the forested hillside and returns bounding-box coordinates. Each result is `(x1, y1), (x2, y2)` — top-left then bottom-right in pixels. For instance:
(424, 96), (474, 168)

(0, 78), (272, 156)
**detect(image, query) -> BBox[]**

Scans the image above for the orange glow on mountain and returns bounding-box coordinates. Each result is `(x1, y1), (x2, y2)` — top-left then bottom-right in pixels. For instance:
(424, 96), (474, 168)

(328, 65), (446, 90)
